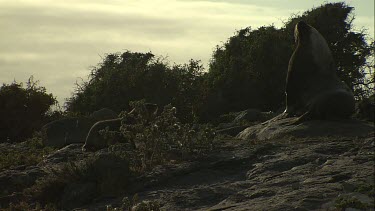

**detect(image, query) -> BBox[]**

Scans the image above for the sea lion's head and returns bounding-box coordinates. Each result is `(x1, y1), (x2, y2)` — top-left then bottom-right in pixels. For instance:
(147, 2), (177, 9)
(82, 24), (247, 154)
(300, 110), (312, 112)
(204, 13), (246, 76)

(293, 21), (334, 73)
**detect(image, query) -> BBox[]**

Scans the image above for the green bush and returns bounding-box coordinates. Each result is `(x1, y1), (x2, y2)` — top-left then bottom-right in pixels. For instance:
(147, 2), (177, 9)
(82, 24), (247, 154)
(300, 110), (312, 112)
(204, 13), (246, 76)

(65, 52), (206, 123)
(0, 76), (57, 142)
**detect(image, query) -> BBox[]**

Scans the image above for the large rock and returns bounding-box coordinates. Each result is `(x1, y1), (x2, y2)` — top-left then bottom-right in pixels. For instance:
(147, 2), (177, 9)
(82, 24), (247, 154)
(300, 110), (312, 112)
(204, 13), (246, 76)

(41, 108), (118, 148)
(41, 117), (95, 147)
(237, 117), (374, 140)
(82, 133), (374, 210)
(90, 108), (118, 121)
(39, 144), (88, 166)
(216, 109), (276, 136)
(0, 166), (45, 207)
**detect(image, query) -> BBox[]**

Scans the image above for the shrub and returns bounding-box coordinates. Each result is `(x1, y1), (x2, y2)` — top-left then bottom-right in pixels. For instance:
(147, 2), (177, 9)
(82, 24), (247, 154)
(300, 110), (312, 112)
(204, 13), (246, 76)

(0, 76), (57, 142)
(118, 100), (215, 171)
(65, 52), (206, 123)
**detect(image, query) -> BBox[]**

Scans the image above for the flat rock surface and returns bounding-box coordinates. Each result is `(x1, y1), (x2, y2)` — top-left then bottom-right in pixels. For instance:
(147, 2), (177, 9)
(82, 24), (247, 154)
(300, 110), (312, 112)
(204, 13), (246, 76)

(83, 129), (374, 210)
(237, 118), (373, 140)
(1, 120), (374, 210)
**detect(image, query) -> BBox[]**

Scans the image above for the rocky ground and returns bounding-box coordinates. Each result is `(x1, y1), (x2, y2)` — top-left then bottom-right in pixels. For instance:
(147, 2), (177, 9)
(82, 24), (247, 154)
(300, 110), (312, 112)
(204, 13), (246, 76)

(0, 119), (374, 210)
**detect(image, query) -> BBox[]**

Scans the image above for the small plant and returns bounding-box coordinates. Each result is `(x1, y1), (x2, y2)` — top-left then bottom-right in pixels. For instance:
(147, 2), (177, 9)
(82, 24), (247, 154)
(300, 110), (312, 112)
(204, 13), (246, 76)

(118, 100), (215, 171)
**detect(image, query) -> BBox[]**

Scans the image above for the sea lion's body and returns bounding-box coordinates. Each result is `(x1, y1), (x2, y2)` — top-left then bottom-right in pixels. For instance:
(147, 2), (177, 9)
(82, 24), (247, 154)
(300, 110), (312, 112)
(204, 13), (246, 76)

(284, 21), (355, 122)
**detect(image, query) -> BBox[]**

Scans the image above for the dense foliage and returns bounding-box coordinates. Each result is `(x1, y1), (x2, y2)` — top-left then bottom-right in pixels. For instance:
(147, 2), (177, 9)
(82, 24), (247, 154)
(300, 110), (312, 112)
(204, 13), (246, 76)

(66, 2), (373, 122)
(66, 52), (206, 122)
(204, 2), (374, 119)
(0, 77), (57, 142)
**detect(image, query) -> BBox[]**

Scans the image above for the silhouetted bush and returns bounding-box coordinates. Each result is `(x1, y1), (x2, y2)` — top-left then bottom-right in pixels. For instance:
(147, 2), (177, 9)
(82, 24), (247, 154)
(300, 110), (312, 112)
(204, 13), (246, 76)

(0, 76), (57, 142)
(66, 3), (373, 122)
(202, 2), (373, 120)
(66, 52), (206, 122)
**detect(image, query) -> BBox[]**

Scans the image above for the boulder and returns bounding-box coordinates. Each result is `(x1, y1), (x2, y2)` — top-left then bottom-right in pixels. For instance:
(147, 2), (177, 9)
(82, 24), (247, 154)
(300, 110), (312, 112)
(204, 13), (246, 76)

(41, 117), (94, 147)
(39, 144), (88, 166)
(41, 108), (119, 148)
(90, 108), (118, 121)
(0, 166), (45, 199)
(216, 109), (276, 136)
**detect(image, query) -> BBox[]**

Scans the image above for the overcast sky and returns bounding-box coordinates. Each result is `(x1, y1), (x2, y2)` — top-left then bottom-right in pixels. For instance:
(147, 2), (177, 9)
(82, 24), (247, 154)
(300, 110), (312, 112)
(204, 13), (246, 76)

(0, 0), (374, 105)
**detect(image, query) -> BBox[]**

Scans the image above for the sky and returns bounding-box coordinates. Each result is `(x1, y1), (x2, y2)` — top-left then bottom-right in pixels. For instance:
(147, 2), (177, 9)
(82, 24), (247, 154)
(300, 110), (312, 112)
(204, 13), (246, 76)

(0, 0), (374, 105)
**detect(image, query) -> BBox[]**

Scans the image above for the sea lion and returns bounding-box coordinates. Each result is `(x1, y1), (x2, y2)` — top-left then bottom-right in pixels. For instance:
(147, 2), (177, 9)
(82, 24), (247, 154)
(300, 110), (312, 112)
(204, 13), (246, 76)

(283, 21), (355, 123)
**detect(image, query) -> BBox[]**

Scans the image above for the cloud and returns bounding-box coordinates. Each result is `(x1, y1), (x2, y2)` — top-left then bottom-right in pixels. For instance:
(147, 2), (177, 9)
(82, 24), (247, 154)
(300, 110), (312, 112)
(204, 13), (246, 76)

(0, 0), (373, 105)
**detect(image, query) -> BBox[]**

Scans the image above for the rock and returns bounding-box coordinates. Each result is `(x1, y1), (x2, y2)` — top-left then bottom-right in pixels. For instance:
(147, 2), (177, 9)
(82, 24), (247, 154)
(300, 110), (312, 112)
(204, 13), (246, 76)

(85, 134), (371, 211)
(59, 182), (97, 209)
(39, 144), (88, 166)
(41, 108), (119, 148)
(41, 117), (95, 147)
(216, 122), (237, 130)
(216, 109), (275, 136)
(1, 130), (374, 210)
(233, 109), (274, 123)
(237, 118), (374, 140)
(75, 152), (130, 197)
(40, 151), (130, 210)
(0, 166), (45, 198)
(216, 125), (249, 136)
(90, 108), (118, 121)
